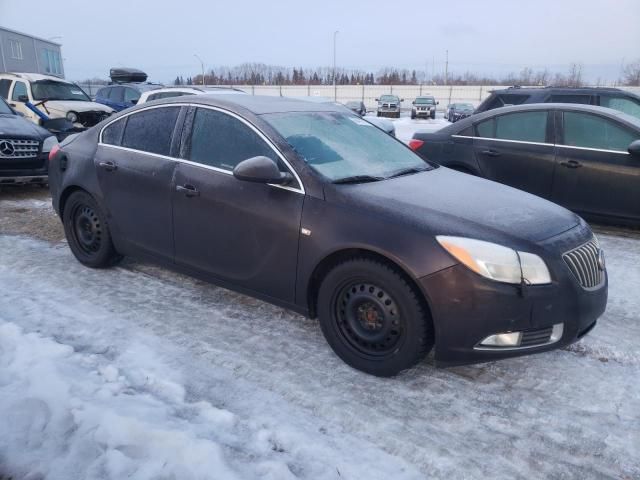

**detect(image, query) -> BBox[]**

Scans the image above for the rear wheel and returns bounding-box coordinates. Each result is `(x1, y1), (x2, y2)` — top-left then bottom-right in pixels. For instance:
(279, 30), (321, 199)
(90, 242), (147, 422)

(63, 190), (122, 268)
(317, 258), (433, 376)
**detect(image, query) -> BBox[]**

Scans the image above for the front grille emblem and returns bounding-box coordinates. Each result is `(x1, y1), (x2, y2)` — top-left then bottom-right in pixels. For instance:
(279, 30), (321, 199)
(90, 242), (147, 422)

(0, 140), (15, 156)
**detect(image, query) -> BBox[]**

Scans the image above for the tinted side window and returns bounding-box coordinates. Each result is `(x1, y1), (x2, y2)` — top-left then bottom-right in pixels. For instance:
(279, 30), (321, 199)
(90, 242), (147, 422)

(122, 106), (180, 156)
(459, 126), (474, 136)
(476, 118), (495, 138)
(124, 87), (140, 103)
(189, 108), (278, 171)
(549, 94), (592, 105)
(102, 118), (126, 146)
(599, 96), (640, 119)
(96, 87), (107, 98)
(497, 94), (529, 107)
(0, 79), (11, 99)
(563, 112), (637, 152)
(108, 87), (124, 102)
(495, 111), (547, 142)
(11, 81), (27, 101)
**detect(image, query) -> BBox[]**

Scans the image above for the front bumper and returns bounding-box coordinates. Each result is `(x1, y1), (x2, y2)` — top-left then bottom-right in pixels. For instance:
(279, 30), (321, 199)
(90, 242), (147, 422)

(413, 108), (434, 117)
(0, 154), (49, 185)
(420, 239), (608, 366)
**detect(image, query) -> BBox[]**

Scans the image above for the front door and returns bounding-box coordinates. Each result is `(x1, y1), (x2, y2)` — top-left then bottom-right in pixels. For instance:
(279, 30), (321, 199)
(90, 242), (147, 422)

(8, 80), (39, 123)
(95, 105), (183, 259)
(472, 110), (556, 199)
(172, 106), (304, 303)
(552, 110), (640, 222)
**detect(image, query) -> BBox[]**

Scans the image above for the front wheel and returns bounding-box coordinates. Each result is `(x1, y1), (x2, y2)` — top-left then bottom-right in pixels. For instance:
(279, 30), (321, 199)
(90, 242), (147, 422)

(63, 190), (122, 268)
(317, 258), (434, 376)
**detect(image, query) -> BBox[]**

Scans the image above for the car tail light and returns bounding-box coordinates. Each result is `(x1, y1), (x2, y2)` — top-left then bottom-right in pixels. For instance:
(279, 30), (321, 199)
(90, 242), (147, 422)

(49, 144), (61, 162)
(408, 139), (424, 151)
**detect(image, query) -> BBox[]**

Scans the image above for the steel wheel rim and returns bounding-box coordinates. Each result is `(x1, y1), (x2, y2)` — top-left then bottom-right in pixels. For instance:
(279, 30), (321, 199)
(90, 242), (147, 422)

(334, 281), (403, 357)
(72, 204), (102, 254)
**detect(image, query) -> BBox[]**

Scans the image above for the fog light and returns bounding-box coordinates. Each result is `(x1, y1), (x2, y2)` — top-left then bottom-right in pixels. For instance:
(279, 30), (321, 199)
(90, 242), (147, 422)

(479, 331), (522, 347)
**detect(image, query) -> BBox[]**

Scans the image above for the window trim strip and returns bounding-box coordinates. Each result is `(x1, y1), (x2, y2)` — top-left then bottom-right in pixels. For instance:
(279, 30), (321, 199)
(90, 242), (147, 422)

(98, 102), (305, 194)
(451, 135), (631, 154)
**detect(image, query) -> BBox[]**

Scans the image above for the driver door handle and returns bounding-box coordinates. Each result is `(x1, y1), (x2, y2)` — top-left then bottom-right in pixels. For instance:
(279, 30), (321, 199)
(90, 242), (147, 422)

(481, 149), (501, 157)
(176, 184), (200, 197)
(98, 161), (117, 172)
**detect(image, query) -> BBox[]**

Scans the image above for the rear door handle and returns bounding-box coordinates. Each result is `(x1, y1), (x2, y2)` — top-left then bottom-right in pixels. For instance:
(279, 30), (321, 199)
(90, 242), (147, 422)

(481, 149), (501, 157)
(98, 161), (117, 171)
(176, 184), (200, 197)
(560, 160), (582, 169)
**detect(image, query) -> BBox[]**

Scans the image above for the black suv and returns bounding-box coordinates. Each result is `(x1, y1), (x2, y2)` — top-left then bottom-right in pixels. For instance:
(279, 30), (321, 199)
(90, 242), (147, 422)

(476, 86), (640, 120)
(0, 97), (57, 186)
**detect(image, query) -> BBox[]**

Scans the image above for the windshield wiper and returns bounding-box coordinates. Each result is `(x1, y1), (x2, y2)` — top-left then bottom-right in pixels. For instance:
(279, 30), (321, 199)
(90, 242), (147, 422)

(333, 175), (385, 184)
(386, 166), (430, 179)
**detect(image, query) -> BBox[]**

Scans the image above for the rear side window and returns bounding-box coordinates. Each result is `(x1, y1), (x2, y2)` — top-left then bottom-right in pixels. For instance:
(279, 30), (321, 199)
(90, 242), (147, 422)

(108, 87), (124, 102)
(562, 112), (637, 152)
(122, 106), (180, 156)
(599, 96), (640, 119)
(549, 94), (593, 105)
(189, 108), (278, 171)
(495, 111), (547, 143)
(102, 118), (125, 146)
(96, 87), (108, 98)
(0, 79), (11, 99)
(124, 87), (140, 103)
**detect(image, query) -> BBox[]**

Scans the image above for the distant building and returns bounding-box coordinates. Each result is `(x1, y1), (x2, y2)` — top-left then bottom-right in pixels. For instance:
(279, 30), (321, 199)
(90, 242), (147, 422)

(0, 26), (64, 78)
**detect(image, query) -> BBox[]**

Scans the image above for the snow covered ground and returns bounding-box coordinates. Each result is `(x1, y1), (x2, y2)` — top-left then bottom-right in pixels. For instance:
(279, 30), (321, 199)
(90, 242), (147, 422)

(1, 197), (639, 479)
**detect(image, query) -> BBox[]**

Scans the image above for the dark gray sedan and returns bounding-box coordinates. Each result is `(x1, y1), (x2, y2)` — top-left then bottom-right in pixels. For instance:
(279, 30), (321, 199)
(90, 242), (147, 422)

(49, 95), (607, 376)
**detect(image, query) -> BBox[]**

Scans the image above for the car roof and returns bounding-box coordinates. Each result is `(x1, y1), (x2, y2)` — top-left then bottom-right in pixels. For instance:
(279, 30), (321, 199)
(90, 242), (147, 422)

(143, 87), (245, 95)
(135, 94), (346, 115)
(490, 86), (639, 98)
(1, 72), (70, 83)
(442, 103), (640, 132)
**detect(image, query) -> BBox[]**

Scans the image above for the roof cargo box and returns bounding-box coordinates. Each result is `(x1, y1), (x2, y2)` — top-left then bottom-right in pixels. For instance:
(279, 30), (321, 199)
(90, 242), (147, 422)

(109, 67), (148, 83)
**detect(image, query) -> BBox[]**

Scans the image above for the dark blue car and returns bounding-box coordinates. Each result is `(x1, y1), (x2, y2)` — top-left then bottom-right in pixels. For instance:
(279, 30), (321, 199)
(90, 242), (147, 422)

(95, 83), (161, 112)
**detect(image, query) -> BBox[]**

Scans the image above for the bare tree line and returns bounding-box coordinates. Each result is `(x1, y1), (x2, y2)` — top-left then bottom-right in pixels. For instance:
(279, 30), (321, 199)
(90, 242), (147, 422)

(78, 60), (640, 87)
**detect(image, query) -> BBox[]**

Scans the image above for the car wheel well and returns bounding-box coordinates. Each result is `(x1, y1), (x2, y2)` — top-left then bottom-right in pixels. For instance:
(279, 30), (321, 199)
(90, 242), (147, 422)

(307, 249), (433, 325)
(59, 185), (87, 218)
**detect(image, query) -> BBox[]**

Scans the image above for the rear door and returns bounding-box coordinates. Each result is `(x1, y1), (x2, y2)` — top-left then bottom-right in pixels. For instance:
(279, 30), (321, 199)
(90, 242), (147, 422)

(472, 110), (556, 198)
(106, 86), (125, 111)
(172, 106), (304, 303)
(95, 105), (184, 259)
(552, 110), (640, 222)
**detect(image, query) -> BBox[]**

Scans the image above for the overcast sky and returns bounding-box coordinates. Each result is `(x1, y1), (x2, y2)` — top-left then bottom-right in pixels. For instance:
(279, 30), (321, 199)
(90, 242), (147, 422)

(1, 0), (639, 83)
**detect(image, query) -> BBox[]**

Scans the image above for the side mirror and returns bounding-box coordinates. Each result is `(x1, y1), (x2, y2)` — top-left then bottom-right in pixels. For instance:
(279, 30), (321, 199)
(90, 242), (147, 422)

(629, 140), (640, 157)
(375, 98), (379, 102)
(18, 95), (29, 103)
(412, 101), (415, 105)
(233, 156), (293, 185)
(401, 98), (404, 102)
(437, 101), (440, 105)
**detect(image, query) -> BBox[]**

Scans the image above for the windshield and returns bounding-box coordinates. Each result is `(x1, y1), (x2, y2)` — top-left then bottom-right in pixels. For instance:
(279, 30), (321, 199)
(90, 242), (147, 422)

(264, 111), (432, 182)
(457, 103), (474, 110)
(415, 97), (435, 105)
(379, 95), (398, 102)
(0, 97), (13, 114)
(31, 80), (91, 101)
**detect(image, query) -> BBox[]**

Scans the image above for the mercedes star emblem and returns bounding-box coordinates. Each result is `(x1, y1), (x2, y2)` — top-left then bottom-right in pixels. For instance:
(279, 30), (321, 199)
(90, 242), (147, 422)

(0, 140), (16, 156)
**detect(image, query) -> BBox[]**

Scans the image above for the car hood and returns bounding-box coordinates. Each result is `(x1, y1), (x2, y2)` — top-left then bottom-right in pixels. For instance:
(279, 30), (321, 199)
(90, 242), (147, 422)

(0, 114), (51, 138)
(42, 100), (114, 117)
(325, 167), (580, 247)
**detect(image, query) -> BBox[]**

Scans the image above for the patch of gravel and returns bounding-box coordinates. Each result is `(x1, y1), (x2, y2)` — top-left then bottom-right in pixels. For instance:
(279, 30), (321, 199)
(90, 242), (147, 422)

(0, 186), (64, 244)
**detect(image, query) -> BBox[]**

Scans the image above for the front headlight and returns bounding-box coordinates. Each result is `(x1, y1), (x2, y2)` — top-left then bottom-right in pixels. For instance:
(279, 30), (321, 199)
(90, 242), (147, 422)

(41, 135), (58, 153)
(436, 236), (551, 285)
(66, 111), (78, 123)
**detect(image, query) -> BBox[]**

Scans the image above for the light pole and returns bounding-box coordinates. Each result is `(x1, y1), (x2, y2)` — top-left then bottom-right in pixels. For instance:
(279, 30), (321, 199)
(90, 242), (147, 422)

(333, 30), (339, 101)
(194, 54), (205, 85)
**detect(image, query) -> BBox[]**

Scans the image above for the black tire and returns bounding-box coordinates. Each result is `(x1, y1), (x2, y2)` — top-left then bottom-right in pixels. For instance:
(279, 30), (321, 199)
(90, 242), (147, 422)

(411, 112), (416, 119)
(376, 112), (381, 117)
(396, 112), (401, 119)
(63, 190), (122, 268)
(430, 111), (436, 120)
(317, 258), (434, 376)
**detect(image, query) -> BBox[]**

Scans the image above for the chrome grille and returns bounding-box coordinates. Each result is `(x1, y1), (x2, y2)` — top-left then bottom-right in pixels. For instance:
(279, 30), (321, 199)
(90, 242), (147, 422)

(0, 139), (40, 159)
(563, 239), (603, 289)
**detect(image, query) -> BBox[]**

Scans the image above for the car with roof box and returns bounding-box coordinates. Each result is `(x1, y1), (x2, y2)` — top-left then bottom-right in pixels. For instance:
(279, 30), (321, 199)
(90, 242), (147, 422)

(48, 95), (607, 376)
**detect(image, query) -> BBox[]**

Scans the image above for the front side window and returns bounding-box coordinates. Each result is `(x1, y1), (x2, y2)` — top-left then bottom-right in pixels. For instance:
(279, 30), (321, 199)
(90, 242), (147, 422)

(476, 118), (494, 138)
(189, 108), (279, 172)
(108, 87), (124, 102)
(122, 106), (180, 156)
(562, 112), (637, 152)
(599, 96), (640, 120)
(495, 111), (548, 143)
(124, 87), (141, 103)
(11, 81), (27, 101)
(102, 118), (125, 146)
(264, 111), (432, 182)
(31, 81), (90, 101)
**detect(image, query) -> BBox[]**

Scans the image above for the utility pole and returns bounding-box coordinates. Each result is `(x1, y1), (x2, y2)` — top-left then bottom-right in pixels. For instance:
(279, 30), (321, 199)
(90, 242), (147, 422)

(445, 50), (449, 86)
(194, 54), (205, 85)
(333, 30), (339, 101)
